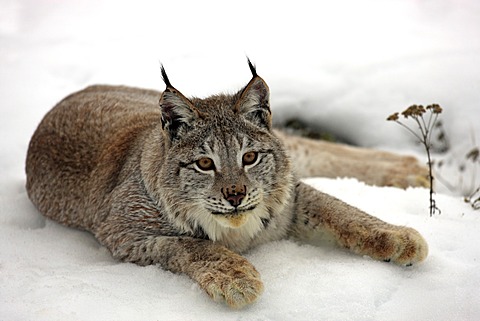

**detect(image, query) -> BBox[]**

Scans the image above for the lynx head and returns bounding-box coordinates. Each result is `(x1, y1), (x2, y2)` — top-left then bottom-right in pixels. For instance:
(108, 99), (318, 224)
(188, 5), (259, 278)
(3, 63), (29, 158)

(156, 60), (293, 248)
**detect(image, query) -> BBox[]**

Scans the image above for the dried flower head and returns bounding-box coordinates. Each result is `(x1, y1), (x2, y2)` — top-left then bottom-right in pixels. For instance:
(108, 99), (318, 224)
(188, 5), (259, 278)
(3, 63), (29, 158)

(426, 104), (443, 114)
(387, 112), (399, 121)
(401, 105), (426, 118)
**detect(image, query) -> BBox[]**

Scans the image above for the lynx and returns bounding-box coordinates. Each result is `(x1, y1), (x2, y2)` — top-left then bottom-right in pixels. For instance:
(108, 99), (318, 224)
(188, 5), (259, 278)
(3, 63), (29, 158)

(26, 61), (428, 309)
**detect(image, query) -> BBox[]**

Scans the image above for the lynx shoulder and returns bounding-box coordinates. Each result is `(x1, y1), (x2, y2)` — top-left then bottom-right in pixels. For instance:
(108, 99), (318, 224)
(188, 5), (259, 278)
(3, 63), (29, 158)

(26, 61), (428, 309)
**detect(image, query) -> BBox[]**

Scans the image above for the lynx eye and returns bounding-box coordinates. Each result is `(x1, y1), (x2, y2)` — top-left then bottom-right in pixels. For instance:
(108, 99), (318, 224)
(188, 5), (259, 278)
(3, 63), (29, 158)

(196, 157), (215, 171)
(242, 151), (258, 166)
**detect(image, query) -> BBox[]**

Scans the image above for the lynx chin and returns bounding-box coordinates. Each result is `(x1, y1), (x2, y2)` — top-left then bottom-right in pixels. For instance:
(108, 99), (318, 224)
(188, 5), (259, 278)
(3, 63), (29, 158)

(26, 60), (429, 309)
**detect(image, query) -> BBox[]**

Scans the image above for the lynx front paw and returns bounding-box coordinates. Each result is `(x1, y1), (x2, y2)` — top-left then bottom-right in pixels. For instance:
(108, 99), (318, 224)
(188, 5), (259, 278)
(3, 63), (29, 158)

(365, 227), (429, 266)
(197, 257), (264, 309)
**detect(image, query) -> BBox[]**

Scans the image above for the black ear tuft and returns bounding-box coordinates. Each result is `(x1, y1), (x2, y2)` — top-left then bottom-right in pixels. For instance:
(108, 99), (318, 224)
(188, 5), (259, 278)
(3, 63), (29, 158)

(234, 66), (272, 130)
(160, 65), (173, 88)
(247, 57), (257, 78)
(159, 67), (201, 141)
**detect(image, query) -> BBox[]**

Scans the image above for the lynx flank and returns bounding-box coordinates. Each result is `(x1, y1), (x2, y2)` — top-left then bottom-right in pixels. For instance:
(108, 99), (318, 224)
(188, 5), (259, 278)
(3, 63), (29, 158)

(26, 61), (428, 309)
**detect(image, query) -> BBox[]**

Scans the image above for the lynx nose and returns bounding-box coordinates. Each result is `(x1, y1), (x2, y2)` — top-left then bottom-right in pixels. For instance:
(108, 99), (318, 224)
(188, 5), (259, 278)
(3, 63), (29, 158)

(222, 185), (246, 208)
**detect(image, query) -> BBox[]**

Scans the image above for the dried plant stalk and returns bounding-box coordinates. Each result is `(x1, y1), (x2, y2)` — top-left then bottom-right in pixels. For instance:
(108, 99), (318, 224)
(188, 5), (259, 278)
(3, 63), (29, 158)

(387, 104), (443, 217)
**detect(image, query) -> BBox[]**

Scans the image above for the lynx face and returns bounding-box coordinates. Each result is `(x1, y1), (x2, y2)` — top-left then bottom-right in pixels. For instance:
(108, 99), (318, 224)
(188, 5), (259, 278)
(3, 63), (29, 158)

(156, 64), (293, 244)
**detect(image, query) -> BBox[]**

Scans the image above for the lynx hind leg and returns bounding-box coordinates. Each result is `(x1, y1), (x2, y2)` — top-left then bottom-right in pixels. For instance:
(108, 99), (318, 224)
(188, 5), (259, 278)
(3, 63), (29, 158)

(276, 130), (429, 188)
(379, 154), (430, 189)
(292, 183), (428, 266)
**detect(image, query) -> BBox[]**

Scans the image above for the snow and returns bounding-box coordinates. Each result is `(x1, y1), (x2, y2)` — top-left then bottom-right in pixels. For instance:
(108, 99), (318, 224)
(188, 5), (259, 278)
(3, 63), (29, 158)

(1, 0), (479, 320)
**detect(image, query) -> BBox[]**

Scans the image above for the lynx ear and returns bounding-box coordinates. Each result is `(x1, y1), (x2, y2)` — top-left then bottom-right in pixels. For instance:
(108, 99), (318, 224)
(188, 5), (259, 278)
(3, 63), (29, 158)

(234, 60), (272, 130)
(159, 66), (201, 141)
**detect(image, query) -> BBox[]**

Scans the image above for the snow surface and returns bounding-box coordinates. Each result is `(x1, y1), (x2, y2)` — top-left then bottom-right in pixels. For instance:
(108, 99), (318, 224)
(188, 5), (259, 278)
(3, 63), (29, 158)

(1, 0), (480, 320)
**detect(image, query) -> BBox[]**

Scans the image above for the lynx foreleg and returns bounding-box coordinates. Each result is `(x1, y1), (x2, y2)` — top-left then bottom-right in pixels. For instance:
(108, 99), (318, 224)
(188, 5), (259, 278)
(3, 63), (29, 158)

(290, 182), (428, 265)
(96, 220), (263, 309)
